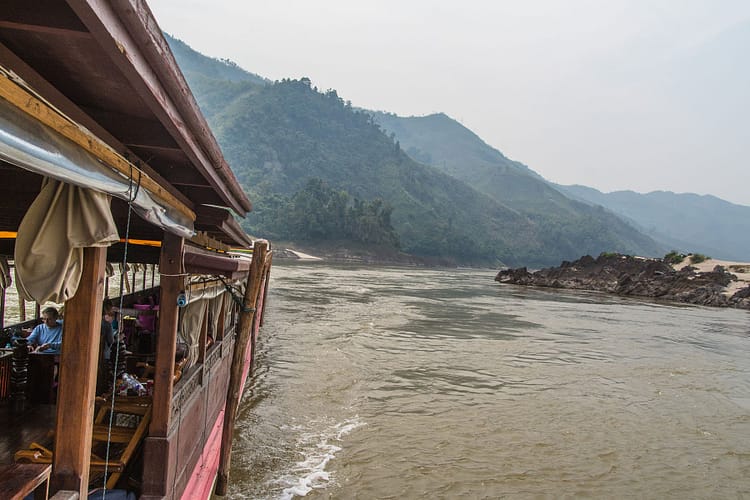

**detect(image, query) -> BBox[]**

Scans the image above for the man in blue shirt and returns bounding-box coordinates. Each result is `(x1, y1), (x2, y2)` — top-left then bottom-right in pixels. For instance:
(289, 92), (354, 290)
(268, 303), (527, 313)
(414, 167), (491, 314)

(27, 306), (63, 353)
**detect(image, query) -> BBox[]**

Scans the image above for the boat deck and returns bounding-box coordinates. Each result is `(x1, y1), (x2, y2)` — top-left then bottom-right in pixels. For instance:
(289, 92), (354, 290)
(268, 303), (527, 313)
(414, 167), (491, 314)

(0, 401), (56, 465)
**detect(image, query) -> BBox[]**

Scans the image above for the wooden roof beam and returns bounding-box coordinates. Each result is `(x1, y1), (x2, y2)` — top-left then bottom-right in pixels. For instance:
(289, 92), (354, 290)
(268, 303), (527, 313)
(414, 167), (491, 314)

(0, 1), (89, 34)
(194, 205), (254, 248)
(66, 0), (252, 215)
(0, 20), (91, 38)
(0, 70), (196, 222)
(81, 107), (181, 149)
(0, 41), (194, 211)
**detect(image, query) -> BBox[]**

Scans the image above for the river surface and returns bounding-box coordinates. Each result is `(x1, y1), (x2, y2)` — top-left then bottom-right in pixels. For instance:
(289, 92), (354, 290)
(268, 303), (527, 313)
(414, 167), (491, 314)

(224, 263), (750, 499)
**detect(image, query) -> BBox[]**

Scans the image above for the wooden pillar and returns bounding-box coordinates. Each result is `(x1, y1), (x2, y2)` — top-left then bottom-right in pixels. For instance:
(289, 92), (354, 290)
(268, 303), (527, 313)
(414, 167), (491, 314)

(141, 233), (183, 499)
(119, 266), (127, 295)
(149, 232), (183, 437)
(258, 255), (272, 327)
(52, 246), (106, 496)
(216, 241), (268, 495)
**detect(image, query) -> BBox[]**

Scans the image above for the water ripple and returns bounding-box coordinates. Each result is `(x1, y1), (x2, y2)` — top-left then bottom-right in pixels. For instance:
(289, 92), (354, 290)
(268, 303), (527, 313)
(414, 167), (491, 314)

(229, 263), (750, 499)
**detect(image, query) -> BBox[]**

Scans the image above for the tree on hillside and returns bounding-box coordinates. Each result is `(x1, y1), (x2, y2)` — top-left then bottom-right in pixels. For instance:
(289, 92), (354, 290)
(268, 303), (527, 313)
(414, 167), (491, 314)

(245, 178), (400, 248)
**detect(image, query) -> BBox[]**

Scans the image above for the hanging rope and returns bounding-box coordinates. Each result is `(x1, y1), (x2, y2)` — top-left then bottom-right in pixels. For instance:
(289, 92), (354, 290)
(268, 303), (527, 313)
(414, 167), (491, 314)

(217, 275), (255, 313)
(102, 167), (142, 496)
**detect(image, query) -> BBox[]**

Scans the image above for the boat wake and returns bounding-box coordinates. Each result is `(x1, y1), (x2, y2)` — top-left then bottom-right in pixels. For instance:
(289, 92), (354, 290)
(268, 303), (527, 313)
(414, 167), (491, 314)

(274, 417), (364, 499)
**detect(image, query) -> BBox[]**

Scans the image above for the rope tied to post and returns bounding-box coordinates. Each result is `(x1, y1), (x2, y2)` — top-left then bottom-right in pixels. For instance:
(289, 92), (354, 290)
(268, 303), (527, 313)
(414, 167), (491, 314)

(217, 275), (256, 313)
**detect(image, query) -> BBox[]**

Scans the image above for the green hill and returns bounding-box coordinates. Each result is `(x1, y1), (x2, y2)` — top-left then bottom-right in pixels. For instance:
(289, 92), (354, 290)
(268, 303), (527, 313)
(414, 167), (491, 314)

(168, 36), (663, 266)
(200, 79), (544, 265)
(373, 112), (663, 257)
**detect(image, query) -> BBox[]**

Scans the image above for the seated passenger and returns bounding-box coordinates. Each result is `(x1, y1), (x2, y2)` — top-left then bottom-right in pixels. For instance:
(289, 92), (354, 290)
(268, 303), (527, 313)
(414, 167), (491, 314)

(27, 306), (63, 354)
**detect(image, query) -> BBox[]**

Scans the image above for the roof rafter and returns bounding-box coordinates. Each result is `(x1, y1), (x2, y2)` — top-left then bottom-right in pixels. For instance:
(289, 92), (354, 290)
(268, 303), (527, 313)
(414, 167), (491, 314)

(66, 0), (252, 215)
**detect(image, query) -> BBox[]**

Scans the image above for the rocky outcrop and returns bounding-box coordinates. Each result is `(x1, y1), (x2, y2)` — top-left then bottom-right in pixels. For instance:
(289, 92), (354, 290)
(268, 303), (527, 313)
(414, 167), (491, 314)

(495, 254), (750, 309)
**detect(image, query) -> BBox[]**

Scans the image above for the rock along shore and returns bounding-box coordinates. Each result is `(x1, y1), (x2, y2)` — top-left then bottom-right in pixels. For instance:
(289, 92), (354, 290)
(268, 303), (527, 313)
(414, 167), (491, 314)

(495, 253), (750, 310)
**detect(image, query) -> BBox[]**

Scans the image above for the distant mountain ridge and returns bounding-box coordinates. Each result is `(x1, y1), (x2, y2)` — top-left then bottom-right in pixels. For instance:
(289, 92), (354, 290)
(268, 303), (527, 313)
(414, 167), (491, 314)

(373, 111), (750, 262)
(372, 112), (543, 183)
(558, 185), (750, 261)
(372, 111), (663, 256)
(166, 34), (667, 266)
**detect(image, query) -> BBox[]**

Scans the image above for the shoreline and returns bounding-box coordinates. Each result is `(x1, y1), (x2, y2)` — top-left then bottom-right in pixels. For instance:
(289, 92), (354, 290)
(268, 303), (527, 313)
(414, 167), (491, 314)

(669, 256), (750, 296)
(271, 243), (466, 267)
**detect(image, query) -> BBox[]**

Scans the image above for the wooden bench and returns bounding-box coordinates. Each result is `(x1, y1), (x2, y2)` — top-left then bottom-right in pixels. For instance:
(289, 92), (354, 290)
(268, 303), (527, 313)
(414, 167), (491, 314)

(14, 397), (152, 490)
(0, 463), (51, 500)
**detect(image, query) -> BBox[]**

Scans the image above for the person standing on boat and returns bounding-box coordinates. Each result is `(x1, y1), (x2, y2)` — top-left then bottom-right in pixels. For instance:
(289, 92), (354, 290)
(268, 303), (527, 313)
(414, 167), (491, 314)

(27, 306), (63, 354)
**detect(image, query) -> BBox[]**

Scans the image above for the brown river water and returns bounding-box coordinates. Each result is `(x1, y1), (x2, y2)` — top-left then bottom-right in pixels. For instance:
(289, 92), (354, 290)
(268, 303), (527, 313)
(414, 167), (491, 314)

(223, 262), (750, 499)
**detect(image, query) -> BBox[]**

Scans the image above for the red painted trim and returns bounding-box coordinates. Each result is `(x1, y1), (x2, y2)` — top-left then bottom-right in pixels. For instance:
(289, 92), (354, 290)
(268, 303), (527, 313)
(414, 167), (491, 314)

(180, 408), (225, 500)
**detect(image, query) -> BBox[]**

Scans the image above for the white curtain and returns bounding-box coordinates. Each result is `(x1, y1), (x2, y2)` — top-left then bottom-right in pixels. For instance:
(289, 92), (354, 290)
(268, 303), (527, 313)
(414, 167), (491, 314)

(208, 293), (224, 340)
(178, 298), (207, 369)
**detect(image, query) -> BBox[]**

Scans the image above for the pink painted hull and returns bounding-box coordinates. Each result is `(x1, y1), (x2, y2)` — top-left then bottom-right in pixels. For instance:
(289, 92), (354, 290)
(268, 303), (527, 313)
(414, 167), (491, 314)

(180, 282), (265, 499)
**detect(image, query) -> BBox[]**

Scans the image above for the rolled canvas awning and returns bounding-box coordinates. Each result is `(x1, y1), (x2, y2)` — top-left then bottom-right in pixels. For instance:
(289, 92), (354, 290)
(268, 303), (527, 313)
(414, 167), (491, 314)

(0, 95), (195, 239)
(14, 178), (120, 303)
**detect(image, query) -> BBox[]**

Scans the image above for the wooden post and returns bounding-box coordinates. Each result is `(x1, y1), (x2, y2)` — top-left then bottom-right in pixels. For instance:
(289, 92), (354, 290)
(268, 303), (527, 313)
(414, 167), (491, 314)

(52, 246), (106, 495)
(120, 265), (130, 295)
(131, 266), (137, 294)
(215, 241), (268, 495)
(19, 297), (26, 322)
(258, 255), (272, 327)
(149, 232), (183, 437)
(141, 233), (183, 499)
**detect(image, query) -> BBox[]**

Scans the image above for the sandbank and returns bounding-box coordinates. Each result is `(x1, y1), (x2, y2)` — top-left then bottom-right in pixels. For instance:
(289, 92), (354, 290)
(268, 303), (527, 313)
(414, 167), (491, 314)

(671, 257), (750, 296)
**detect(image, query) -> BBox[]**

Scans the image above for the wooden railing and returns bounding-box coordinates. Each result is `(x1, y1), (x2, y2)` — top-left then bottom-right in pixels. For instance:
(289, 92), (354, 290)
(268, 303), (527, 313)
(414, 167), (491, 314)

(170, 322), (237, 423)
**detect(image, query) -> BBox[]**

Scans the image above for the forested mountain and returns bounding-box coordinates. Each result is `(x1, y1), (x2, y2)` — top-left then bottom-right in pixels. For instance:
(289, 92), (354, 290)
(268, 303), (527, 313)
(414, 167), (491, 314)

(192, 77), (545, 265)
(372, 112), (663, 256)
(558, 186), (750, 261)
(167, 35), (663, 266)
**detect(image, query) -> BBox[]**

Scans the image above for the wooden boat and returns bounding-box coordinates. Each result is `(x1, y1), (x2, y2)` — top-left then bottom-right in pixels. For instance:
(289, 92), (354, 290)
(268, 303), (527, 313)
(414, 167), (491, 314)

(0, 1), (271, 498)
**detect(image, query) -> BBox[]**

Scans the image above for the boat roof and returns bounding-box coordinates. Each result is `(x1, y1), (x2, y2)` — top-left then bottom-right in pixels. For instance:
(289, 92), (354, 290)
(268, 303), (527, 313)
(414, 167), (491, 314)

(0, 0), (252, 252)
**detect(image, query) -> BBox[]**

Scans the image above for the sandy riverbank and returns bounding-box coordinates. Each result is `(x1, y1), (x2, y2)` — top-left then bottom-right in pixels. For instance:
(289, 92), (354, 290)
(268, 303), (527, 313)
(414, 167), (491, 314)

(285, 249), (323, 261)
(671, 257), (750, 296)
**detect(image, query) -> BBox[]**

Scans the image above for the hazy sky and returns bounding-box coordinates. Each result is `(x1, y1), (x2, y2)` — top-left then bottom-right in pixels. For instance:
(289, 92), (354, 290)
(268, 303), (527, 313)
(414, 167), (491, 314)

(150, 1), (750, 206)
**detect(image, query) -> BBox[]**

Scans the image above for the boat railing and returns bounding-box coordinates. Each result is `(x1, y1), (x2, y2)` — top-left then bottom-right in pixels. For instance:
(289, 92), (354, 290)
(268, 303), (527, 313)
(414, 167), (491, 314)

(170, 319), (237, 424)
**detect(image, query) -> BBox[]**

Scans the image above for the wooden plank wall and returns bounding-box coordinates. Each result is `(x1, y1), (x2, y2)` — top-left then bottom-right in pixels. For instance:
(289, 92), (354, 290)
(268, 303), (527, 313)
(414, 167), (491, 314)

(171, 345), (233, 497)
